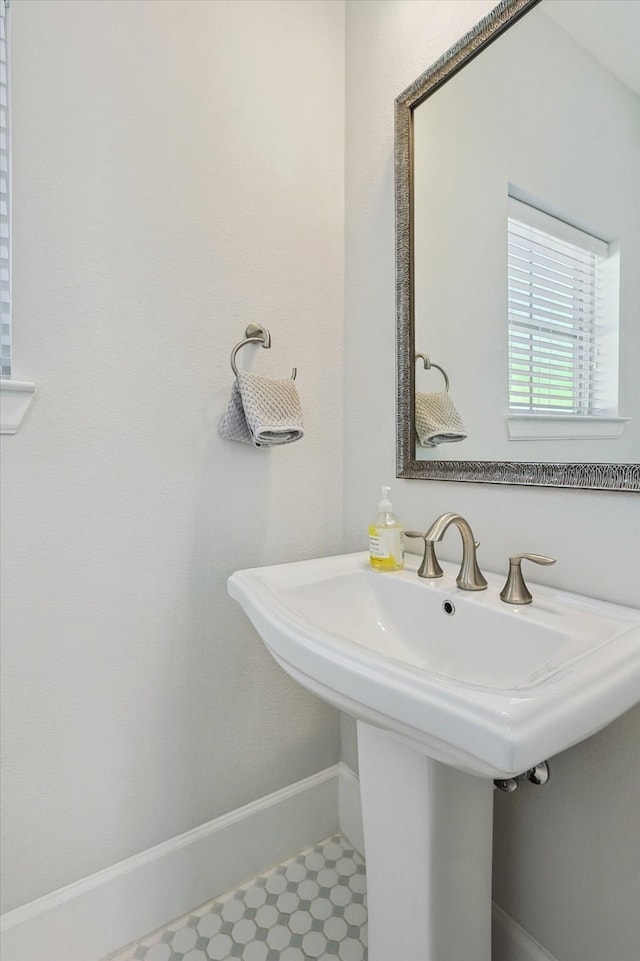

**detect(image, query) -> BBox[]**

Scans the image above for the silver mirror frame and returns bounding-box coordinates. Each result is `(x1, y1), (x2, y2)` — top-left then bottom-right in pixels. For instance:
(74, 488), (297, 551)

(395, 0), (640, 492)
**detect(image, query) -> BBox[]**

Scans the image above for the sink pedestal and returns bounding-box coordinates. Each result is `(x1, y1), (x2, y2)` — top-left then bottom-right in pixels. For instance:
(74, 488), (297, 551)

(357, 722), (494, 961)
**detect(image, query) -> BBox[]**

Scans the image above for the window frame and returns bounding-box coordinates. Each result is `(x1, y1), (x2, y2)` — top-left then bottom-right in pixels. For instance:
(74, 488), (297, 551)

(0, 0), (36, 434)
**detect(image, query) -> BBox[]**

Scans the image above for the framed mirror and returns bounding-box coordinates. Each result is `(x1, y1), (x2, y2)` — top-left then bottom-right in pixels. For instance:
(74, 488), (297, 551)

(396, 0), (640, 490)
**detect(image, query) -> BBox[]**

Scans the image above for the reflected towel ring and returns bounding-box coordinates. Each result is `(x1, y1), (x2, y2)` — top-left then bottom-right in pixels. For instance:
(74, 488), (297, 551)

(415, 353), (449, 392)
(230, 323), (297, 380)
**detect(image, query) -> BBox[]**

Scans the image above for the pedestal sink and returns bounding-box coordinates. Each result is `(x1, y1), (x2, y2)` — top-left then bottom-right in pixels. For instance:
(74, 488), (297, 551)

(228, 552), (640, 961)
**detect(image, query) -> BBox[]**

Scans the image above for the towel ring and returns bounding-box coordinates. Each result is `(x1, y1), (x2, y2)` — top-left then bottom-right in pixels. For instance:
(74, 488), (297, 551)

(415, 352), (449, 392)
(230, 323), (297, 380)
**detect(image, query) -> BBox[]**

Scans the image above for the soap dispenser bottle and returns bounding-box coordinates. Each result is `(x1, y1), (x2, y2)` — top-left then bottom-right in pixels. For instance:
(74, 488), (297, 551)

(369, 486), (405, 572)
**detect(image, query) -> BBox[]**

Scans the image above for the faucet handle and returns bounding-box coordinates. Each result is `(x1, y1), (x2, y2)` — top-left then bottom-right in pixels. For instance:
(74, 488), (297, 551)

(500, 553), (556, 605)
(405, 531), (443, 579)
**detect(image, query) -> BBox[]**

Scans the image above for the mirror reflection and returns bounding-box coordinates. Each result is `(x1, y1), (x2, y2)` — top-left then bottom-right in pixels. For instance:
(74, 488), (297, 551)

(405, 0), (639, 477)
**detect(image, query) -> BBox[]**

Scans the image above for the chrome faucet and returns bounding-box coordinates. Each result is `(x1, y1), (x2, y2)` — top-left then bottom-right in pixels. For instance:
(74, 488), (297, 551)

(424, 512), (487, 591)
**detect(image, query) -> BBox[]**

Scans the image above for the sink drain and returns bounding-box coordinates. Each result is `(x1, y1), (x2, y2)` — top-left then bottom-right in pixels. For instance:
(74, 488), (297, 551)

(442, 600), (456, 616)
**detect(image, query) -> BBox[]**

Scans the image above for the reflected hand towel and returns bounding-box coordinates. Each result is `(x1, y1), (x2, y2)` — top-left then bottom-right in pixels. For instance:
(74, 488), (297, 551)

(415, 391), (467, 448)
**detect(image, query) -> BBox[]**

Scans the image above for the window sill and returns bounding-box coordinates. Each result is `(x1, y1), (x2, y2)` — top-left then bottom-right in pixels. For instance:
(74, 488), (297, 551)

(506, 414), (629, 441)
(0, 379), (36, 433)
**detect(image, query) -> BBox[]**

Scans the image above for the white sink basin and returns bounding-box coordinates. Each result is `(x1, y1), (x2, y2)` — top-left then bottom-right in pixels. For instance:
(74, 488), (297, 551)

(228, 551), (640, 778)
(229, 549), (640, 961)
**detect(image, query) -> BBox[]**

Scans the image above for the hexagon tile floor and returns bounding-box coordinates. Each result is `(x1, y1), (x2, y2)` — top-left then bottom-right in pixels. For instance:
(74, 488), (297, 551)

(107, 834), (367, 961)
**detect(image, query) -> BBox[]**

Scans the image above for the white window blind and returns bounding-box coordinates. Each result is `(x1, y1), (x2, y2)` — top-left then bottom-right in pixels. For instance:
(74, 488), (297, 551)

(0, 0), (10, 379)
(507, 197), (612, 416)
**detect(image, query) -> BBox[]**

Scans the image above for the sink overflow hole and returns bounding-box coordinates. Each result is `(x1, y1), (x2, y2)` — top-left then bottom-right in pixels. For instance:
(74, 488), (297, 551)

(442, 600), (456, 616)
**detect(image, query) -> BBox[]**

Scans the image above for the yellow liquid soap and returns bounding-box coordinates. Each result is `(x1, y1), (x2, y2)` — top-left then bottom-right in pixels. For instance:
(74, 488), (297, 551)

(368, 523), (405, 571)
(368, 487), (405, 572)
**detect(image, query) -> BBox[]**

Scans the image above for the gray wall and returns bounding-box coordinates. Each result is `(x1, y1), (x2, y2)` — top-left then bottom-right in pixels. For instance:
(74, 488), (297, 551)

(1, 0), (344, 912)
(343, 2), (640, 960)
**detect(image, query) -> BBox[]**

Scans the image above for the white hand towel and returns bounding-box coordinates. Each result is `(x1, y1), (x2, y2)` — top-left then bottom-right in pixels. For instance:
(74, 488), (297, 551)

(415, 391), (467, 448)
(219, 370), (304, 447)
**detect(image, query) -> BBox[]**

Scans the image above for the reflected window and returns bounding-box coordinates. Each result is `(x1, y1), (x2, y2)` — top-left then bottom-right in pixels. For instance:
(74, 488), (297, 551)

(507, 197), (619, 417)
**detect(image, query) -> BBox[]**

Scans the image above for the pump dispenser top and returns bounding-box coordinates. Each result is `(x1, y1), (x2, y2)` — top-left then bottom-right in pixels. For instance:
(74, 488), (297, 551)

(369, 486), (404, 572)
(378, 486), (393, 512)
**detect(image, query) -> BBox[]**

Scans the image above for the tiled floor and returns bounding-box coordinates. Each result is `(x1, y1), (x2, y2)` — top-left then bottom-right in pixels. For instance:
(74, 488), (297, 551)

(108, 834), (367, 961)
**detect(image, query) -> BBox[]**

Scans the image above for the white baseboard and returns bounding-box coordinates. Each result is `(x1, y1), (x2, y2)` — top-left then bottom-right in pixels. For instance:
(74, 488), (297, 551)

(0, 761), (559, 961)
(337, 762), (558, 961)
(492, 904), (558, 961)
(0, 765), (340, 961)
